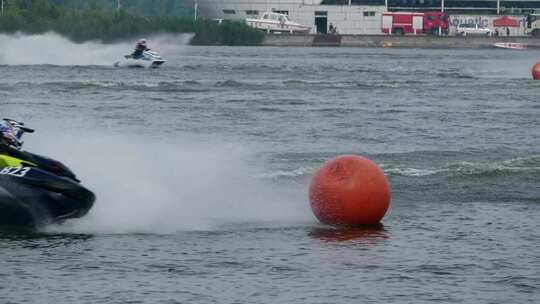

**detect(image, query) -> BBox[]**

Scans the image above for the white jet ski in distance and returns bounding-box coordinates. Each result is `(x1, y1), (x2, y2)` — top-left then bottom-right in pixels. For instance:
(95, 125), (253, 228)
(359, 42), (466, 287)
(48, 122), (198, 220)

(114, 50), (166, 68)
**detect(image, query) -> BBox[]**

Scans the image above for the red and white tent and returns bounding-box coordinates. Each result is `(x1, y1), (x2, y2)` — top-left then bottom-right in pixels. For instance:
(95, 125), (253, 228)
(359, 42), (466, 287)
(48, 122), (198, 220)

(493, 16), (520, 27)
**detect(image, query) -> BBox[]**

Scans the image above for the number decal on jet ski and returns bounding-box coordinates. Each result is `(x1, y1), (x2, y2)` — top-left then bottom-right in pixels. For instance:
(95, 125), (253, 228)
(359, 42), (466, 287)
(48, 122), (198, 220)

(0, 166), (31, 177)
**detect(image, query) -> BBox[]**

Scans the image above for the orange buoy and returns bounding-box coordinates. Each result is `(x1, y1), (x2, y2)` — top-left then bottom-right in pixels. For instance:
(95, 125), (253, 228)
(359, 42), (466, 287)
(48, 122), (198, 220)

(309, 155), (391, 226)
(533, 61), (540, 80)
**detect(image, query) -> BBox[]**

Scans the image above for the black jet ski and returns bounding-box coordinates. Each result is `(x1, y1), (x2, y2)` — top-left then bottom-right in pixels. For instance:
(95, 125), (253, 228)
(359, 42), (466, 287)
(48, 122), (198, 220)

(0, 119), (95, 229)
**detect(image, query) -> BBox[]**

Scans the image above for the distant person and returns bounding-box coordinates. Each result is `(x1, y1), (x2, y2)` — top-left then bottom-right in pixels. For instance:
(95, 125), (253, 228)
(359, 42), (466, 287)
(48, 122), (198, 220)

(506, 27), (510, 36)
(132, 39), (150, 58)
(494, 28), (499, 36)
(329, 23), (338, 35)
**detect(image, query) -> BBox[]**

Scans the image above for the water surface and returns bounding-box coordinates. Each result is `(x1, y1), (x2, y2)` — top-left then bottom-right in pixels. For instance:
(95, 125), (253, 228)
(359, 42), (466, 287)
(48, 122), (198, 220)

(1, 42), (539, 303)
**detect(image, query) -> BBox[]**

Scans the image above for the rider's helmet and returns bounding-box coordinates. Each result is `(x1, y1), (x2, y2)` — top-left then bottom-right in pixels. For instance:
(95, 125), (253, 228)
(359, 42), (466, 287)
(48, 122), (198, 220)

(0, 124), (20, 149)
(138, 38), (147, 46)
(0, 119), (28, 149)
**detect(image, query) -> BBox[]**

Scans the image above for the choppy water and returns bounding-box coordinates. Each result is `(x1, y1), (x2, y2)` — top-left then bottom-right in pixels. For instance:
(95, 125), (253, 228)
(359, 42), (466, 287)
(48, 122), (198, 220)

(1, 34), (539, 303)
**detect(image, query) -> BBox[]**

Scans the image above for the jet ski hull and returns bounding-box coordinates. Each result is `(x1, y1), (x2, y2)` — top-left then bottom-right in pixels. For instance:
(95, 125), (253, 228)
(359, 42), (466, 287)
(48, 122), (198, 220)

(114, 51), (166, 68)
(0, 168), (95, 229)
(114, 59), (165, 68)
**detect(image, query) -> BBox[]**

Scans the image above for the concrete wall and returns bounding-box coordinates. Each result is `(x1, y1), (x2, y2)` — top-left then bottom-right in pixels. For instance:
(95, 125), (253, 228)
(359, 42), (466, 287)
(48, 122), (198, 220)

(263, 34), (315, 46)
(262, 34), (540, 48)
(295, 6), (386, 35)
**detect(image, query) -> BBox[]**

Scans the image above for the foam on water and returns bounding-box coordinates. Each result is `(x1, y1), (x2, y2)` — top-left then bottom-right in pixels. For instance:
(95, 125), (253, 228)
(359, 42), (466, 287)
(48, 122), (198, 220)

(382, 166), (444, 177)
(257, 167), (313, 179)
(0, 32), (193, 66)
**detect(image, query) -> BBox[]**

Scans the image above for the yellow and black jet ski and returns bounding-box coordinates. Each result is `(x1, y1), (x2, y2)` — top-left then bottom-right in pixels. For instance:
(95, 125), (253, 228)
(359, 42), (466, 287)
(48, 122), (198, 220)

(0, 119), (95, 229)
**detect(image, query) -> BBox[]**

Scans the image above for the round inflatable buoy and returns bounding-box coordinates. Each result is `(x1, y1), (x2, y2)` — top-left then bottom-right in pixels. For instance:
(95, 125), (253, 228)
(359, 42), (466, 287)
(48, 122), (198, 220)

(532, 61), (540, 80)
(309, 155), (391, 226)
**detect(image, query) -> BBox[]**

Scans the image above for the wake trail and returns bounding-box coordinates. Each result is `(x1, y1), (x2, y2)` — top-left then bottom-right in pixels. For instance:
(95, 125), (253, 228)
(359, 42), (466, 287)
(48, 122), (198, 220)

(0, 32), (193, 66)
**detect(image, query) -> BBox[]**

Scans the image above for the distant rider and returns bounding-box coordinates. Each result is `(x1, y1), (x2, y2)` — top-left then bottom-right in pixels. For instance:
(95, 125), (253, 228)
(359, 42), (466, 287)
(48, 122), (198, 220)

(132, 39), (150, 59)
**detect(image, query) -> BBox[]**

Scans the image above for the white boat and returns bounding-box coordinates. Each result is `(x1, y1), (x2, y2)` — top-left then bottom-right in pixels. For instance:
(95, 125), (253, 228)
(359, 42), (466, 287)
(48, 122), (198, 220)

(246, 12), (310, 34)
(114, 50), (166, 68)
(493, 42), (527, 50)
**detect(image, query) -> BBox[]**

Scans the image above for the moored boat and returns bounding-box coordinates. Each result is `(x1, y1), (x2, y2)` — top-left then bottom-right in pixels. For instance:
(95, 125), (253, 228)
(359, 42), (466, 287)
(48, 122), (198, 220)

(246, 12), (310, 34)
(493, 42), (527, 50)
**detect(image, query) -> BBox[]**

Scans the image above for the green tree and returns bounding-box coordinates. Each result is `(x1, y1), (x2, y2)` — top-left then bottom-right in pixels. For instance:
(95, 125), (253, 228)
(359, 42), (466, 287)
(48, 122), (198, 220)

(0, 0), (264, 45)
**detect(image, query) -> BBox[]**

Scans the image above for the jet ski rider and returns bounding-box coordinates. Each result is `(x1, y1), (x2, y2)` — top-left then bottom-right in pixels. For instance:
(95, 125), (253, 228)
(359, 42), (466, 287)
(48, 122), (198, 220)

(0, 119), (38, 167)
(0, 120), (22, 150)
(132, 39), (150, 59)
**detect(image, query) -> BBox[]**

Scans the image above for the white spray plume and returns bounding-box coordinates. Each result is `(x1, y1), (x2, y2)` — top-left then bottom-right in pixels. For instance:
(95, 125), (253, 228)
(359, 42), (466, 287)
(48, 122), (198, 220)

(0, 32), (193, 66)
(28, 132), (311, 234)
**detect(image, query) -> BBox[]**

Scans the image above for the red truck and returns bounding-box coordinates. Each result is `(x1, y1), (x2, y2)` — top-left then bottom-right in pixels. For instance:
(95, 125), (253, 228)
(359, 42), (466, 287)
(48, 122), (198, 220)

(382, 12), (449, 35)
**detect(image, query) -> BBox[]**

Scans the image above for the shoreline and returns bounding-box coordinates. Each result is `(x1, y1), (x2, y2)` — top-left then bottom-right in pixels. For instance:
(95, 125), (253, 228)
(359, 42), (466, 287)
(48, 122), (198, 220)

(261, 34), (540, 48)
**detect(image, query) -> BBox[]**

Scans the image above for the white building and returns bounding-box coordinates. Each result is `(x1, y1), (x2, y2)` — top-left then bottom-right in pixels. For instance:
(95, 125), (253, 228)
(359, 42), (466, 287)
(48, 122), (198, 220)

(191, 0), (536, 35)
(193, 0), (387, 34)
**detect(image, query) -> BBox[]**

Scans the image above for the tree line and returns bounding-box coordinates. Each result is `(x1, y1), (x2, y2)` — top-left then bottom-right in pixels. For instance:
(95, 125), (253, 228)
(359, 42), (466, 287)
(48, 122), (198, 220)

(0, 0), (264, 45)
(49, 0), (192, 17)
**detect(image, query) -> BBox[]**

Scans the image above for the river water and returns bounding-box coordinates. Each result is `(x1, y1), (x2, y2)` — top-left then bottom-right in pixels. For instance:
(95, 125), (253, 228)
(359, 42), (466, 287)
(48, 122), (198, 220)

(1, 35), (539, 303)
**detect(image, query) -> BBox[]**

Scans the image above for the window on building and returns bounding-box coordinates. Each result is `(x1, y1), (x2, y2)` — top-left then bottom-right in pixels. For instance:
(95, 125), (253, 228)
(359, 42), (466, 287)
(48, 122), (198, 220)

(501, 0), (540, 9)
(315, 11), (328, 16)
(222, 9), (236, 14)
(363, 11), (376, 16)
(322, 0), (385, 5)
(272, 9), (289, 15)
(245, 10), (259, 16)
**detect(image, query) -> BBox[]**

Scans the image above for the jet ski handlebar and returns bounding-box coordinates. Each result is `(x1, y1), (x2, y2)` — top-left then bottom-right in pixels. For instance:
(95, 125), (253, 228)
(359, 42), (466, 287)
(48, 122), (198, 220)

(1, 118), (35, 149)
(3, 118), (35, 134)
(19, 126), (35, 133)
